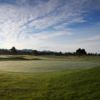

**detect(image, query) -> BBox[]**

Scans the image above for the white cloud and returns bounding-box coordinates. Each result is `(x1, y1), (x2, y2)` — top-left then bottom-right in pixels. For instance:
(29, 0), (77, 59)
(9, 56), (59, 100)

(31, 30), (72, 40)
(27, 0), (87, 30)
(0, 0), (100, 53)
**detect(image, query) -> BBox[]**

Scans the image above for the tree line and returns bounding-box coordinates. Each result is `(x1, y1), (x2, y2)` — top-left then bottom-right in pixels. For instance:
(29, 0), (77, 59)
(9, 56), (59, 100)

(0, 47), (99, 56)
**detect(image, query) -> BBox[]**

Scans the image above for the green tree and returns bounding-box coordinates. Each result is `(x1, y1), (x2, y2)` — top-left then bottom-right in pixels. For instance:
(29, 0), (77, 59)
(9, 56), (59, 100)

(76, 48), (87, 55)
(10, 47), (17, 54)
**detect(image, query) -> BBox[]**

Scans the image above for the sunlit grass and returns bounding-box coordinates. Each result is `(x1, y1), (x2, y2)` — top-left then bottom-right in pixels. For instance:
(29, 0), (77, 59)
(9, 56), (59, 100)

(0, 66), (100, 100)
(0, 55), (100, 100)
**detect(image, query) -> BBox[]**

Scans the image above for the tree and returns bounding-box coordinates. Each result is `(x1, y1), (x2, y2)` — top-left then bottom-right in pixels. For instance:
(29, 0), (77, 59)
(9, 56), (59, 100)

(10, 47), (17, 54)
(76, 48), (87, 55)
(32, 50), (39, 55)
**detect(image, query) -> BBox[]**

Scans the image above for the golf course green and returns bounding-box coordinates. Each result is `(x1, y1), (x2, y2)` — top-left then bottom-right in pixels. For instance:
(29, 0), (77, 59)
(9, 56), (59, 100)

(0, 55), (100, 100)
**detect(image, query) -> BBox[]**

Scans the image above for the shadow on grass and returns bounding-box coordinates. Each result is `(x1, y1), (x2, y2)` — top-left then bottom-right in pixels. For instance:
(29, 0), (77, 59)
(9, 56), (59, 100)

(0, 57), (41, 61)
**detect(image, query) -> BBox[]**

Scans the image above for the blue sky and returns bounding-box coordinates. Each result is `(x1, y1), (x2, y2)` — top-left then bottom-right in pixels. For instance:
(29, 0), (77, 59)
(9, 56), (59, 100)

(0, 0), (100, 53)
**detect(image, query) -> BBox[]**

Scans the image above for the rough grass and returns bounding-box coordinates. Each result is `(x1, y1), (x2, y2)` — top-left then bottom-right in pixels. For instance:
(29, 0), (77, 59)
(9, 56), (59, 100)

(0, 55), (41, 61)
(0, 66), (100, 100)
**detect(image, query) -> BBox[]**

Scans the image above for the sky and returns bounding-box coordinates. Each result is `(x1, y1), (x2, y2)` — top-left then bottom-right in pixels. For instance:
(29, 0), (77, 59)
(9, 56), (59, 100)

(0, 0), (100, 53)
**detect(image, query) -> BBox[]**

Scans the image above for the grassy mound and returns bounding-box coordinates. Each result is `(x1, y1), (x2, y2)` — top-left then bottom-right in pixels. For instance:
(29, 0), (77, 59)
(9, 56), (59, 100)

(0, 66), (100, 100)
(0, 55), (41, 61)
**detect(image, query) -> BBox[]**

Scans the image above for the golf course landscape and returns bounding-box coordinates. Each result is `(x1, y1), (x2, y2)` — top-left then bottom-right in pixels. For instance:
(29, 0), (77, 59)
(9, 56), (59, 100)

(0, 0), (100, 99)
(0, 55), (100, 100)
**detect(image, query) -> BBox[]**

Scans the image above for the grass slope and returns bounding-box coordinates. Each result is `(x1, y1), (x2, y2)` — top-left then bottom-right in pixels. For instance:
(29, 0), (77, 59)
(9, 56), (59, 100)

(0, 66), (100, 100)
(0, 55), (41, 61)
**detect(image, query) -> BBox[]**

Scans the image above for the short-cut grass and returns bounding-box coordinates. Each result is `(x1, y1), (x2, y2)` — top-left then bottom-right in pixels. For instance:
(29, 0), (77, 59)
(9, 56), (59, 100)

(0, 55), (100, 72)
(0, 66), (100, 100)
(0, 55), (100, 100)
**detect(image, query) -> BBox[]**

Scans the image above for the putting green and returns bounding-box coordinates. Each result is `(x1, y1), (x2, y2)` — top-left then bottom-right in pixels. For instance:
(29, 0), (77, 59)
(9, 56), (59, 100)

(0, 60), (99, 72)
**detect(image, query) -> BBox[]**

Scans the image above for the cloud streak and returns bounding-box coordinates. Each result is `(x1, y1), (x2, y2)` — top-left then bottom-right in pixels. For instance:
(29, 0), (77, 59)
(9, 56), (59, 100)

(0, 0), (100, 52)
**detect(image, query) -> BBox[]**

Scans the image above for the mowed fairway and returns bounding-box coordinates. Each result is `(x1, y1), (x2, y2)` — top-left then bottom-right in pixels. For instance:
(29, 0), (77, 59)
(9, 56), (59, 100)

(0, 55), (100, 100)
(0, 55), (100, 72)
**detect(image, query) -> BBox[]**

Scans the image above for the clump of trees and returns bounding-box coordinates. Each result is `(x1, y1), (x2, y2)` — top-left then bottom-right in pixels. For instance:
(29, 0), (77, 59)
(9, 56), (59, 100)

(76, 48), (87, 55)
(10, 47), (17, 54)
(0, 46), (99, 56)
